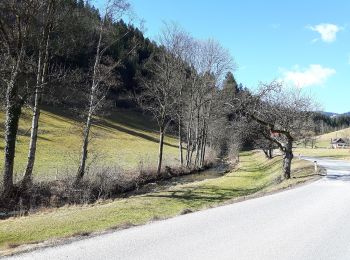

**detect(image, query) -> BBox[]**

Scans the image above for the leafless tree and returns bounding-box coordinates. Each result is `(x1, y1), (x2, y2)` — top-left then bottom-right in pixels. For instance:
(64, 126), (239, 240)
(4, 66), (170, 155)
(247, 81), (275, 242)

(158, 22), (193, 167)
(22, 0), (64, 189)
(236, 81), (316, 179)
(183, 39), (234, 168)
(310, 136), (318, 149)
(137, 48), (182, 175)
(0, 0), (41, 197)
(76, 0), (133, 184)
(253, 129), (276, 159)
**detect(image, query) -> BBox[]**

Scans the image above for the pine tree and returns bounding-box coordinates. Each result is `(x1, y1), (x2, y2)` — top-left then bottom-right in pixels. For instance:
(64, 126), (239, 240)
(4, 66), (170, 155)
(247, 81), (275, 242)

(222, 72), (238, 100)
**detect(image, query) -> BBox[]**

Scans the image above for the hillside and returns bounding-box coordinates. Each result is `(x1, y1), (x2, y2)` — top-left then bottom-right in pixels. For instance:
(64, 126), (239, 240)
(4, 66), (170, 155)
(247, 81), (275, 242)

(296, 127), (350, 160)
(315, 127), (350, 148)
(0, 108), (179, 181)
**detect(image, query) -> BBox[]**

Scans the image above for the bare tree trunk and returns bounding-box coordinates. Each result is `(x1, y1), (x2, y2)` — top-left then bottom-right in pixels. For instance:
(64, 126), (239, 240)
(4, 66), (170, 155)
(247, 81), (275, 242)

(2, 49), (25, 197)
(75, 21), (103, 184)
(3, 99), (23, 197)
(201, 101), (211, 167)
(185, 100), (194, 168)
(263, 149), (272, 159)
(186, 88), (196, 168)
(186, 128), (191, 167)
(157, 129), (165, 176)
(76, 90), (94, 183)
(263, 149), (269, 158)
(189, 143), (195, 167)
(283, 139), (293, 179)
(178, 116), (183, 166)
(200, 126), (207, 167)
(194, 110), (200, 168)
(22, 2), (53, 188)
(23, 33), (50, 187)
(22, 88), (41, 186)
(197, 127), (204, 168)
(268, 148), (273, 159)
(194, 139), (200, 168)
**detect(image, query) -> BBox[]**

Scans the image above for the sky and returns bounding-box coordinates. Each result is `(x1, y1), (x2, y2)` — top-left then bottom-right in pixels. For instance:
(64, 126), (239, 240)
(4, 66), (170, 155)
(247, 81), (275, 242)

(94, 0), (350, 113)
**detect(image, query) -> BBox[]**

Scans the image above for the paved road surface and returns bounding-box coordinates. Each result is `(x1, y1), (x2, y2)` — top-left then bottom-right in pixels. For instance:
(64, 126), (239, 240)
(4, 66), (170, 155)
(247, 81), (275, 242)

(6, 157), (350, 260)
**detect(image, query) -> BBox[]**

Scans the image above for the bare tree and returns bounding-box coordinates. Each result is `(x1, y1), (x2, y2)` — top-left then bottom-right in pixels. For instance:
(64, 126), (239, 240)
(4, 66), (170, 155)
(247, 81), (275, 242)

(22, 0), (63, 188)
(0, 0), (41, 197)
(137, 47), (183, 175)
(310, 136), (318, 149)
(158, 22), (193, 167)
(253, 129), (276, 159)
(183, 39), (234, 168)
(237, 81), (316, 179)
(76, 0), (132, 184)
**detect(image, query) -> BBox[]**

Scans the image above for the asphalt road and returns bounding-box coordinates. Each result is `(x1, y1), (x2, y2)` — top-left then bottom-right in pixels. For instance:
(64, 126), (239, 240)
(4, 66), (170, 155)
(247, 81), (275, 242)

(6, 157), (350, 260)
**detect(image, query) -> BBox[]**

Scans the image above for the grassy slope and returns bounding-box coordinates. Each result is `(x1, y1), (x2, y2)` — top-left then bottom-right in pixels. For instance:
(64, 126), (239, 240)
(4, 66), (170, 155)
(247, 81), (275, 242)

(0, 108), (179, 180)
(296, 127), (350, 160)
(0, 151), (317, 252)
(315, 127), (350, 148)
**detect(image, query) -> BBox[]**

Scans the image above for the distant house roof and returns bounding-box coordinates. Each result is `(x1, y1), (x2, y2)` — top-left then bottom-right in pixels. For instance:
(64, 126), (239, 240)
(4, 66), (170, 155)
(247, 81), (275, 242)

(331, 138), (348, 144)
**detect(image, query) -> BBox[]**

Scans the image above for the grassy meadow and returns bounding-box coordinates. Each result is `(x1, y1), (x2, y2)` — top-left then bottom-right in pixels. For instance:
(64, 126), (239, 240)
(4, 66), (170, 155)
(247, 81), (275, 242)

(296, 127), (350, 160)
(315, 127), (350, 148)
(0, 108), (179, 181)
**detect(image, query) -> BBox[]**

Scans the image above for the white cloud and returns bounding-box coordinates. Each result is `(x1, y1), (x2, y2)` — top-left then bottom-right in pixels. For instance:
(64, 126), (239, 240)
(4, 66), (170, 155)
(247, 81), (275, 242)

(280, 64), (336, 88)
(308, 23), (341, 43)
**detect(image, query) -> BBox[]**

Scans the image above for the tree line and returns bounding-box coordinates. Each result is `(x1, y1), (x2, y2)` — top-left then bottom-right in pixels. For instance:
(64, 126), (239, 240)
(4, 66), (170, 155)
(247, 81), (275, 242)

(0, 0), (316, 206)
(313, 113), (350, 134)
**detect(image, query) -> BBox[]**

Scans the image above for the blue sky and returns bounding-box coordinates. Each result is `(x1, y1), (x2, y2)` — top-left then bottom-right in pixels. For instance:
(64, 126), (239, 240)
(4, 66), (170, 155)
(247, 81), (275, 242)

(95, 0), (350, 113)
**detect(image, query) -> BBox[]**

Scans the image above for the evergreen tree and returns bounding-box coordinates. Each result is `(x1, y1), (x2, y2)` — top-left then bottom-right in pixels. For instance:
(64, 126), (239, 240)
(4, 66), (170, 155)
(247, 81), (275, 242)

(222, 71), (238, 100)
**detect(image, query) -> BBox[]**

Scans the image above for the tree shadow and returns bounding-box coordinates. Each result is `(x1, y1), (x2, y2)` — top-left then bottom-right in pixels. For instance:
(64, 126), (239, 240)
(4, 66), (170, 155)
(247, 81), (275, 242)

(38, 136), (52, 142)
(238, 159), (281, 173)
(225, 175), (261, 178)
(94, 120), (179, 148)
(42, 105), (159, 133)
(145, 185), (264, 205)
(325, 174), (350, 182)
(39, 110), (77, 127)
(38, 106), (179, 148)
(291, 173), (324, 179)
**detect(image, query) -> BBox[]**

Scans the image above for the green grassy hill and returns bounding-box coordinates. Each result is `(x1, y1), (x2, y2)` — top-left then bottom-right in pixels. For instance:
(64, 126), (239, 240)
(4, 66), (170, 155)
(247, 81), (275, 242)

(0, 108), (179, 181)
(316, 127), (350, 148)
(296, 127), (350, 160)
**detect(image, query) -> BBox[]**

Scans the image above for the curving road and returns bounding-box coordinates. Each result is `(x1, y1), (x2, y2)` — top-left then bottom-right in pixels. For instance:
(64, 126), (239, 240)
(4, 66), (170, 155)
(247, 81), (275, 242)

(6, 157), (350, 260)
